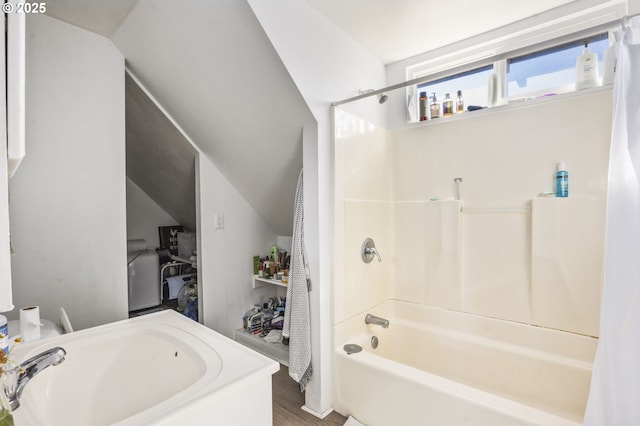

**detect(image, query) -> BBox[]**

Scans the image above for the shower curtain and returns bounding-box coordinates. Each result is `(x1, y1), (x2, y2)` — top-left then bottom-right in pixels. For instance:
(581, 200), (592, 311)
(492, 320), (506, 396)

(584, 16), (640, 426)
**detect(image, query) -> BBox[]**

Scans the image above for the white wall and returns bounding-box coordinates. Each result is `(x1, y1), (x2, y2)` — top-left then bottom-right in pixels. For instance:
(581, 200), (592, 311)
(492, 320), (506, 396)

(0, 12), (12, 311)
(335, 89), (611, 341)
(395, 91), (610, 336)
(7, 14), (127, 329)
(197, 154), (279, 339)
(333, 107), (393, 324)
(248, 0), (386, 416)
(126, 178), (179, 249)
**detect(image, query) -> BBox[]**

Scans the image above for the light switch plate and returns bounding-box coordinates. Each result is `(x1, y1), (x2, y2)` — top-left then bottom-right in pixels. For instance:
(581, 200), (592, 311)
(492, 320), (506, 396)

(214, 212), (224, 229)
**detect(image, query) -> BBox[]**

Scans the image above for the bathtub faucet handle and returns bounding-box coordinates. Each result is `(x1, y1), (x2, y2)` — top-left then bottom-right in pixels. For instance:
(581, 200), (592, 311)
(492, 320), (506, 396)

(366, 247), (382, 262)
(361, 238), (382, 263)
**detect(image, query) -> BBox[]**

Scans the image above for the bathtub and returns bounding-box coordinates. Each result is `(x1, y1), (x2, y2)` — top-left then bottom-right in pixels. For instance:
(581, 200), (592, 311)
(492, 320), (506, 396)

(334, 300), (597, 426)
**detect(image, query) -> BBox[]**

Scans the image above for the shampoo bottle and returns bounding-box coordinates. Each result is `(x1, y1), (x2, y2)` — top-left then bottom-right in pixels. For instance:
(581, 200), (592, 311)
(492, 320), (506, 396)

(556, 162), (568, 197)
(576, 42), (599, 90)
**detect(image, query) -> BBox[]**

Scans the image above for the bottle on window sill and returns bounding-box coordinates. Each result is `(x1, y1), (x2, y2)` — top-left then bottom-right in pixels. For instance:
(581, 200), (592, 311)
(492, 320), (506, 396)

(442, 93), (454, 117)
(456, 90), (464, 113)
(430, 93), (440, 119)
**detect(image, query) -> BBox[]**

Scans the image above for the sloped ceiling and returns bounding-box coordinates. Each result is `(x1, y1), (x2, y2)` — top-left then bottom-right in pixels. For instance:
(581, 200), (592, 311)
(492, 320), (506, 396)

(110, 0), (314, 236)
(44, 0), (138, 37)
(45, 0), (314, 236)
(125, 74), (197, 232)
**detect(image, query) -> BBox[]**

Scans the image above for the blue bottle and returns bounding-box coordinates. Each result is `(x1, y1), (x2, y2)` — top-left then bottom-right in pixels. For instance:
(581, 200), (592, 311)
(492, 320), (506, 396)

(556, 162), (568, 197)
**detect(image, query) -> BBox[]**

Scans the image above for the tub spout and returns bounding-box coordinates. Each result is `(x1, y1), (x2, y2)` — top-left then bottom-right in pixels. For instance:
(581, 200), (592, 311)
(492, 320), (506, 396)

(5, 346), (66, 411)
(365, 314), (389, 328)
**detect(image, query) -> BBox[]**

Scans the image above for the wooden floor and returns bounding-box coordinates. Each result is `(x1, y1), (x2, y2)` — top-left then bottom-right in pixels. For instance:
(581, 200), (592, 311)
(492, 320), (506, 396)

(273, 365), (347, 426)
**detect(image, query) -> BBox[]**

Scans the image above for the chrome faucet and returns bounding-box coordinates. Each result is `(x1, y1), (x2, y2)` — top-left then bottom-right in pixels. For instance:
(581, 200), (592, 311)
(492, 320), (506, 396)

(5, 347), (66, 411)
(365, 314), (389, 328)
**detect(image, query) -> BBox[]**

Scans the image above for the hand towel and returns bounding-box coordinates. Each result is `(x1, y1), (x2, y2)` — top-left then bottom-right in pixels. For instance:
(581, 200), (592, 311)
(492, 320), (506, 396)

(283, 169), (312, 391)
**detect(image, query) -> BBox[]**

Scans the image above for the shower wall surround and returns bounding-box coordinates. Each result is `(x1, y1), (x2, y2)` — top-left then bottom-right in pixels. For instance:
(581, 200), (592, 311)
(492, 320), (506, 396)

(334, 89), (611, 337)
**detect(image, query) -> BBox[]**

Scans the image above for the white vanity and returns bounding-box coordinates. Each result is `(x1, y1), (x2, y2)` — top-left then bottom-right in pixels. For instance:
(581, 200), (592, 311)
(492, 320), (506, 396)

(10, 310), (279, 425)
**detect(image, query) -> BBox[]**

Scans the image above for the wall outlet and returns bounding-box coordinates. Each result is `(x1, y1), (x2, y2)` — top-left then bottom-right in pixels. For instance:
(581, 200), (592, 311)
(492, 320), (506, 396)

(214, 212), (224, 229)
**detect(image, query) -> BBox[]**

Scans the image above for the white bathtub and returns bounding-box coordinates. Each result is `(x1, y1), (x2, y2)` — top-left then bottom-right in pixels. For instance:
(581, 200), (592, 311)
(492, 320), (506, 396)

(334, 300), (597, 426)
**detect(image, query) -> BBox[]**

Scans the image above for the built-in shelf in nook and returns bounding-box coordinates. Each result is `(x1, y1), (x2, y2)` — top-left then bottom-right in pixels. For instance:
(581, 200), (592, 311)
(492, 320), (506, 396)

(253, 275), (287, 289)
(234, 327), (289, 366)
(234, 275), (289, 366)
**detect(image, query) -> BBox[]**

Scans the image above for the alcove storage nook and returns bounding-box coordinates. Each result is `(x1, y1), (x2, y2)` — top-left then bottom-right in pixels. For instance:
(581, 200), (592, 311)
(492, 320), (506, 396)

(234, 276), (289, 365)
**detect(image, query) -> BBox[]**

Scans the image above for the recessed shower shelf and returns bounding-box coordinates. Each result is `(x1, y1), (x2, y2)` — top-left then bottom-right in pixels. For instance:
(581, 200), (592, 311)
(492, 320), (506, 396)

(253, 276), (287, 289)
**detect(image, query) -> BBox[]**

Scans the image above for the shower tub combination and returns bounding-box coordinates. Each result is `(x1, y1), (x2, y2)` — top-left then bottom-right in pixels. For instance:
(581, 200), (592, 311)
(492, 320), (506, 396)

(334, 300), (597, 426)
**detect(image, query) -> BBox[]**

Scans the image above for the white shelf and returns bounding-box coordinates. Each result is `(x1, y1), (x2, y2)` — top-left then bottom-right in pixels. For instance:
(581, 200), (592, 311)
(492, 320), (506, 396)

(234, 327), (289, 366)
(253, 275), (287, 289)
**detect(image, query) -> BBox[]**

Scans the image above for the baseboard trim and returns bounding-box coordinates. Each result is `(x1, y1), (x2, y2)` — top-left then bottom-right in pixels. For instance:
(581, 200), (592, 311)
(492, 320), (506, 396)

(301, 404), (334, 419)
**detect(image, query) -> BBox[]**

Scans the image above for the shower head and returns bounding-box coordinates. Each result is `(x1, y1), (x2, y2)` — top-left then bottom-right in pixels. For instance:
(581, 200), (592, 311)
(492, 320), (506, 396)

(358, 89), (388, 104)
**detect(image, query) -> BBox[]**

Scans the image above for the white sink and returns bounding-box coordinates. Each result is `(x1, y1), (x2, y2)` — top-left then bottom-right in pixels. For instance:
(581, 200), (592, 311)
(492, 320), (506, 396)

(11, 310), (279, 426)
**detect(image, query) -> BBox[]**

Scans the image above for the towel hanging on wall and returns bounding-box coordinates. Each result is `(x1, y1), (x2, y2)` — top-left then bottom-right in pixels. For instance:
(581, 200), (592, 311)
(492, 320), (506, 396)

(282, 169), (312, 391)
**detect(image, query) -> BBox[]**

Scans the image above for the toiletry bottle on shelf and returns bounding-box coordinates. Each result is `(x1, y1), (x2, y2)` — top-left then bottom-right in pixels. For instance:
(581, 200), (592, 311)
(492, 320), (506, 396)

(419, 91), (428, 121)
(576, 42), (599, 90)
(442, 93), (454, 116)
(556, 162), (568, 197)
(456, 90), (464, 113)
(430, 93), (440, 119)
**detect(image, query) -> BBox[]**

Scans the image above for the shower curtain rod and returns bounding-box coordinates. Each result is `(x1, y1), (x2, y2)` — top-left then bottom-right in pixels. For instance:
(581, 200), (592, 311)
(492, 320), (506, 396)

(331, 68), (461, 107)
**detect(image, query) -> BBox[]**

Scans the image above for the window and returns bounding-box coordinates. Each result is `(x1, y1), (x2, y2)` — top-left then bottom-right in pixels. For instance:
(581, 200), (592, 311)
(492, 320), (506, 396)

(506, 33), (609, 98)
(417, 65), (494, 112)
(409, 30), (612, 123)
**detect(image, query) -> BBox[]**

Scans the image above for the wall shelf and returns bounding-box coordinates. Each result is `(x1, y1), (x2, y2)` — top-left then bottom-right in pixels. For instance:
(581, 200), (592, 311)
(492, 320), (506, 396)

(234, 328), (289, 366)
(237, 276), (289, 365)
(253, 275), (287, 289)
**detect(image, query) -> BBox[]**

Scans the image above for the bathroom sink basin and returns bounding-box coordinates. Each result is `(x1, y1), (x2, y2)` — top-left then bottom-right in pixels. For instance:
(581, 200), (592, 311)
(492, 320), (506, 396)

(11, 310), (279, 426)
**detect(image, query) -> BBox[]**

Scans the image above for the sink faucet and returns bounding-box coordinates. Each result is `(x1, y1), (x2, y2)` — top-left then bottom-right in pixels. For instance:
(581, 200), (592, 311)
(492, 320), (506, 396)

(5, 347), (66, 411)
(365, 314), (389, 328)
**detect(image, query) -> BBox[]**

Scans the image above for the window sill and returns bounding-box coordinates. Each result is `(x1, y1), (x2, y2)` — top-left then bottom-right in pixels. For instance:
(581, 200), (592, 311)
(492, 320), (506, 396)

(405, 84), (612, 128)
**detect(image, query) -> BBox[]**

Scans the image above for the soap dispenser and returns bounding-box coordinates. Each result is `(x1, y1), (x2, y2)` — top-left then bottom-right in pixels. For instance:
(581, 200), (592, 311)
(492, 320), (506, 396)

(576, 42), (599, 90)
(456, 90), (464, 113)
(430, 93), (440, 119)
